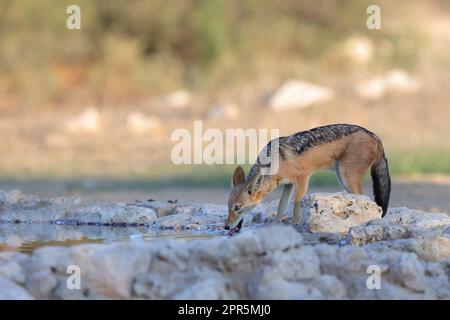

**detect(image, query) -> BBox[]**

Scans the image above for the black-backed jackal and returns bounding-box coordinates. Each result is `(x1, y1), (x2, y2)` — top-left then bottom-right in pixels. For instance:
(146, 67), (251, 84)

(225, 124), (391, 232)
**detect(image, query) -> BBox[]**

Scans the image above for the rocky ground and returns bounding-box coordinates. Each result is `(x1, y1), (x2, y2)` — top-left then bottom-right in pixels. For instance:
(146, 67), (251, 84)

(4, 179), (449, 213)
(0, 189), (449, 299)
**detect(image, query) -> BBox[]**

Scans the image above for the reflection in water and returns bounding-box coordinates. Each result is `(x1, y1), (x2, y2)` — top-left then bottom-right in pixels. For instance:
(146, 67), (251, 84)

(0, 237), (104, 254)
(0, 223), (224, 254)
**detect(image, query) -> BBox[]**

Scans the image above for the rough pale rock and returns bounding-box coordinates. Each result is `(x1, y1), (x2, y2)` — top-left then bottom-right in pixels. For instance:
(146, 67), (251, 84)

(0, 276), (34, 300)
(0, 224), (448, 300)
(0, 190), (449, 300)
(172, 276), (238, 300)
(0, 190), (384, 234)
(0, 252), (27, 284)
(69, 242), (152, 299)
(349, 207), (450, 247)
(0, 189), (228, 230)
(300, 193), (382, 233)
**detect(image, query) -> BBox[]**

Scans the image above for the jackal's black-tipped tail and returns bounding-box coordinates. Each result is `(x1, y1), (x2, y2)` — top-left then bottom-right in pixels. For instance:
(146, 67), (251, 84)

(371, 156), (391, 217)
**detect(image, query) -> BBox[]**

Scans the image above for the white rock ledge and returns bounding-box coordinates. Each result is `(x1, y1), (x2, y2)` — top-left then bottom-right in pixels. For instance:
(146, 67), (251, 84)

(0, 189), (449, 299)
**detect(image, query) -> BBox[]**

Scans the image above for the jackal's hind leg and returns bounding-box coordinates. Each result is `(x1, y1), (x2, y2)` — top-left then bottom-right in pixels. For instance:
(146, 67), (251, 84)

(276, 184), (294, 222)
(337, 159), (366, 195)
(334, 161), (350, 193)
(292, 176), (309, 225)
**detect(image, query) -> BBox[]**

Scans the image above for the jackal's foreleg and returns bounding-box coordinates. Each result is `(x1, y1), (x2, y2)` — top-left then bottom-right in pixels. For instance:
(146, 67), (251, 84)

(292, 176), (309, 225)
(276, 184), (294, 222)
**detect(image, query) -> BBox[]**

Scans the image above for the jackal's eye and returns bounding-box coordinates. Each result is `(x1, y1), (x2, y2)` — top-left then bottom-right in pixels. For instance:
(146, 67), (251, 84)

(247, 190), (252, 195)
(234, 204), (242, 211)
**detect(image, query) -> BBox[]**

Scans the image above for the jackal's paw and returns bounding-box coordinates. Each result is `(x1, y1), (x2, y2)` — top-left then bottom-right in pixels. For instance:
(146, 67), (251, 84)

(290, 218), (301, 225)
(273, 216), (290, 224)
(282, 217), (291, 224)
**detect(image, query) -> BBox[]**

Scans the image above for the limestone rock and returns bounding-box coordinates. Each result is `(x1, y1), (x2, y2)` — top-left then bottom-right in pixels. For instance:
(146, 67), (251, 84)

(300, 193), (382, 233)
(349, 207), (450, 246)
(69, 242), (152, 299)
(0, 190), (449, 300)
(172, 276), (238, 300)
(0, 276), (33, 300)
(0, 252), (28, 284)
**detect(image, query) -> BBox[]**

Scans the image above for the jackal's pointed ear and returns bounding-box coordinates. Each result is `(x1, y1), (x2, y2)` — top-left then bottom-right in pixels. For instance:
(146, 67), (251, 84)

(249, 175), (264, 193)
(232, 166), (245, 187)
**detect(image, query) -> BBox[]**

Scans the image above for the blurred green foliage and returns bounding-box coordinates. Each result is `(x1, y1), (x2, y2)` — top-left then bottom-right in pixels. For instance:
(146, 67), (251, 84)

(1, 0), (447, 184)
(0, 0), (424, 107)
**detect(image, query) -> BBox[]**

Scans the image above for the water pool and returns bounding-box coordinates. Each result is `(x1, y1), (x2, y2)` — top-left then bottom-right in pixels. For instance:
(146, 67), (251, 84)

(0, 223), (225, 254)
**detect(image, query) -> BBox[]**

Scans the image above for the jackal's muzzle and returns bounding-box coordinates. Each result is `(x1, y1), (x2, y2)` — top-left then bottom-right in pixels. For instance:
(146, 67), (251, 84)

(225, 219), (243, 236)
(224, 213), (243, 231)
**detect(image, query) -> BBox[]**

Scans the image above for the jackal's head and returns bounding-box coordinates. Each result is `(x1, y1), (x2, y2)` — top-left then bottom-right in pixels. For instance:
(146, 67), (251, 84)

(225, 166), (267, 230)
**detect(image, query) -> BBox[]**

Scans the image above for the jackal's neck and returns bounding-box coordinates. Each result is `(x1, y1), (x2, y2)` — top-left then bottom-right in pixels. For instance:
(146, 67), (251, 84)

(244, 166), (278, 197)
